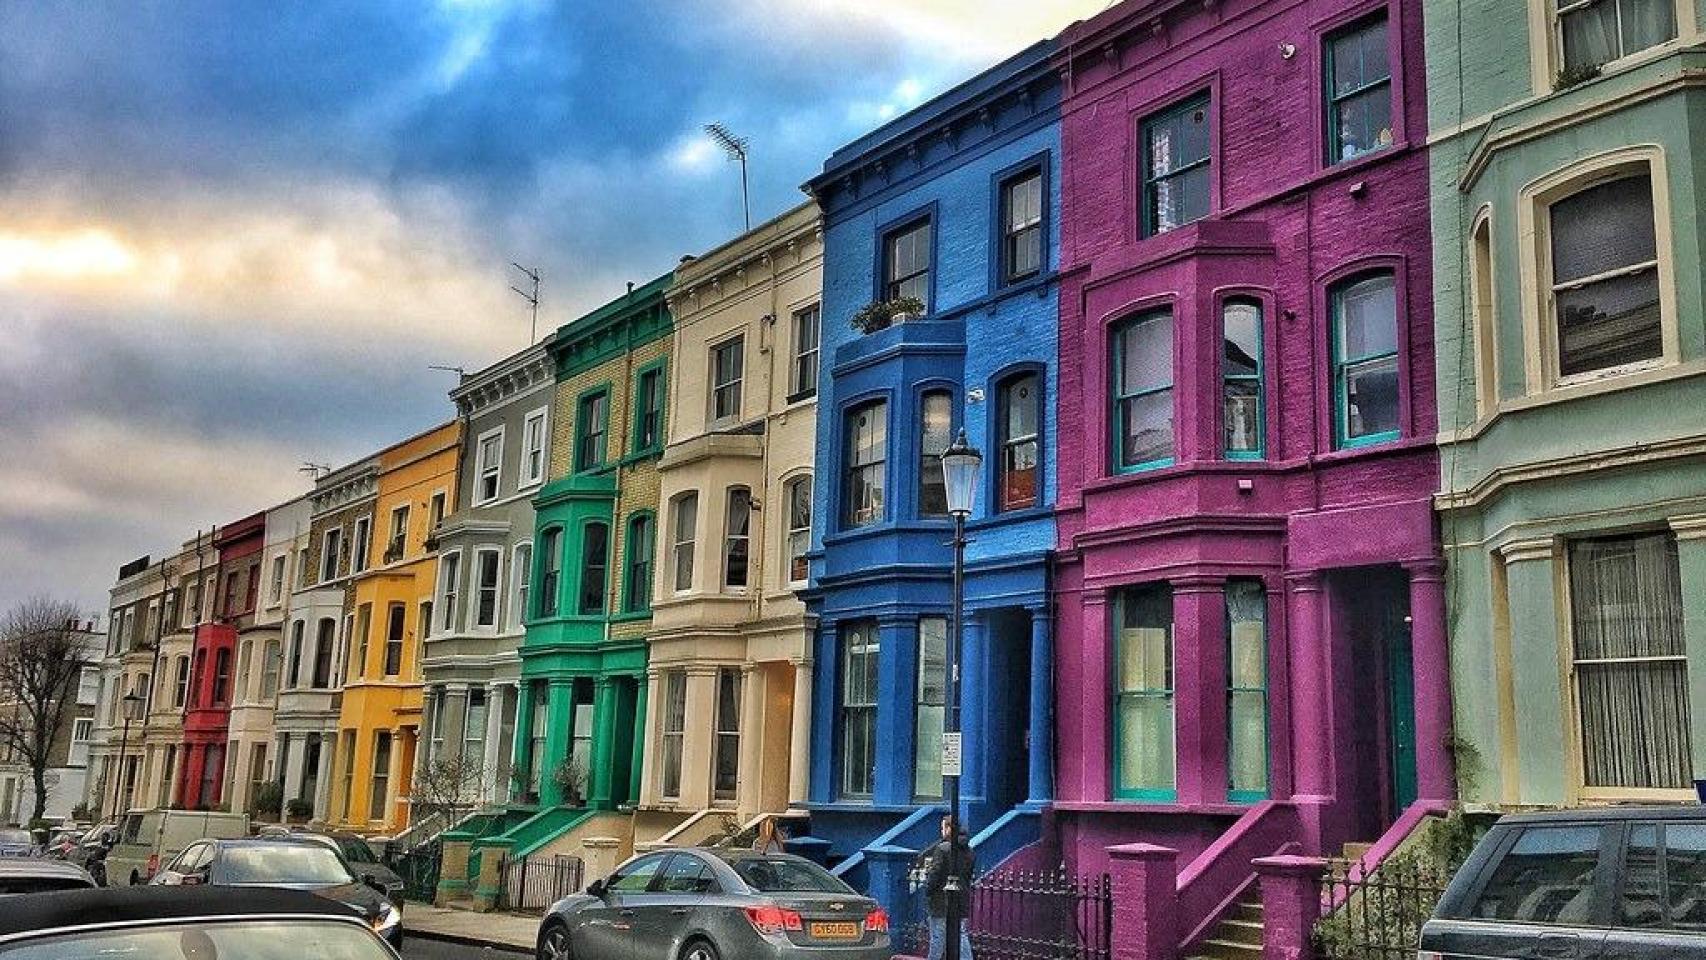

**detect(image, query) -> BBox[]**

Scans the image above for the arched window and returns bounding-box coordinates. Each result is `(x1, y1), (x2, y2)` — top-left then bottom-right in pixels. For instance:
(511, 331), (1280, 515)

(918, 390), (952, 518)
(843, 402), (887, 528)
(723, 487), (751, 589)
(578, 522), (609, 615)
(1547, 173), (1661, 379)
(996, 373), (1040, 511)
(784, 476), (813, 586)
(1222, 299), (1264, 458)
(1330, 272), (1400, 447)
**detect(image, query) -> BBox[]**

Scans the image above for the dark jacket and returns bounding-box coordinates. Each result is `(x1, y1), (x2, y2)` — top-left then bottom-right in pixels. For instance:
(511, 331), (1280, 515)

(918, 835), (975, 918)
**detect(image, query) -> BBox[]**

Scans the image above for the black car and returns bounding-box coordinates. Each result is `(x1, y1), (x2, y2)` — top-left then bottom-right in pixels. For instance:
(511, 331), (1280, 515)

(149, 837), (403, 949)
(256, 827), (405, 904)
(0, 885), (396, 960)
(1421, 805), (1706, 959)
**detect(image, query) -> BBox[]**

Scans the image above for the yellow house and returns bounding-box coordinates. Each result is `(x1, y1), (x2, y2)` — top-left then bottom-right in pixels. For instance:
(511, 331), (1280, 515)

(329, 421), (459, 833)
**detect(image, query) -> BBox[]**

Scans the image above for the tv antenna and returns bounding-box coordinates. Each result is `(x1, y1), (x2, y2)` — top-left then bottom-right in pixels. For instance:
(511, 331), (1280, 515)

(299, 461), (331, 481)
(705, 122), (751, 232)
(510, 262), (541, 343)
(428, 364), (467, 381)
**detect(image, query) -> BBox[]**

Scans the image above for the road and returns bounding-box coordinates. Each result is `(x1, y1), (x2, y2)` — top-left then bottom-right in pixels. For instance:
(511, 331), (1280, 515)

(404, 937), (529, 960)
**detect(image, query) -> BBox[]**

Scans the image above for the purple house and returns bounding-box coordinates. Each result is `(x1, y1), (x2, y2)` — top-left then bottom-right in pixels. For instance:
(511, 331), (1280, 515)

(1049, 0), (1449, 950)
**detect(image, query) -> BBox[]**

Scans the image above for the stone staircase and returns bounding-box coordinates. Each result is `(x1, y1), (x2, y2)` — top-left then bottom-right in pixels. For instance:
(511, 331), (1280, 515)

(1185, 840), (1373, 960)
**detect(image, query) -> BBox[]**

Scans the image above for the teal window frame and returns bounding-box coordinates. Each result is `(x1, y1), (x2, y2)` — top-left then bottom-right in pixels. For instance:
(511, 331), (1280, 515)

(622, 511), (655, 614)
(1222, 298), (1265, 460)
(577, 520), (609, 616)
(1111, 309), (1175, 473)
(1141, 94), (1211, 238)
(630, 359), (667, 456)
(1323, 12), (1393, 166)
(536, 526), (563, 618)
(1330, 272), (1402, 449)
(574, 384), (612, 473)
(1112, 584), (1176, 802)
(1226, 580), (1270, 803)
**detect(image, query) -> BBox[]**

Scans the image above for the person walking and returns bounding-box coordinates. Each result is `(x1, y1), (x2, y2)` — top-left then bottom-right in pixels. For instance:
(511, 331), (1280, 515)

(914, 815), (975, 960)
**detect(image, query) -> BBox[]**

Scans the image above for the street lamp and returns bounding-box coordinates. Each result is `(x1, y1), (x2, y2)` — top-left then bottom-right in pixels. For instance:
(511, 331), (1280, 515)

(109, 691), (146, 816)
(939, 429), (981, 960)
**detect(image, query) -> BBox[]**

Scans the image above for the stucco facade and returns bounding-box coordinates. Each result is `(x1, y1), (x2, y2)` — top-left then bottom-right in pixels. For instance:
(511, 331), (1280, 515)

(1428, 0), (1706, 807)
(1048, 0), (1446, 949)
(179, 512), (266, 810)
(645, 202), (822, 834)
(800, 39), (1062, 911)
(330, 421), (460, 833)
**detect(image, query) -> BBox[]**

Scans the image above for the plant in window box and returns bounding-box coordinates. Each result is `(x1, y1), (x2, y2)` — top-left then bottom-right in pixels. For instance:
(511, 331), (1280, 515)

(850, 296), (926, 334)
(1555, 61), (1601, 91)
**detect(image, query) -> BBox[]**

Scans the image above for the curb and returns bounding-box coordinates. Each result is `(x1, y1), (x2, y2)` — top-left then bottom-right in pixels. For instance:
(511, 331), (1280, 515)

(406, 927), (534, 954)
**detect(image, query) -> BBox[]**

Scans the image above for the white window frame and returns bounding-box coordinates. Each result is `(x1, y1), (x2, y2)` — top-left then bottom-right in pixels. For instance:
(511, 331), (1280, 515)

(790, 304), (821, 400)
(708, 334), (745, 426)
(438, 549), (464, 635)
(1530, 0), (1695, 87)
(351, 516), (372, 574)
(1517, 147), (1678, 395)
(268, 554), (286, 607)
(510, 540), (533, 631)
(520, 407), (549, 488)
(723, 486), (751, 592)
(671, 493), (698, 595)
(69, 719), (93, 768)
(77, 666), (100, 705)
(475, 426), (505, 506)
(472, 547), (503, 631)
(429, 490), (447, 529)
(784, 474), (813, 588)
(1469, 206), (1499, 420)
(387, 504), (410, 563)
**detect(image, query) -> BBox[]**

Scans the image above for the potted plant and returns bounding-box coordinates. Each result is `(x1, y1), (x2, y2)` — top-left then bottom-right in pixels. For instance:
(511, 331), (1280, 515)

(508, 769), (539, 806)
(850, 296), (926, 333)
(551, 757), (589, 808)
(251, 782), (284, 822)
(285, 798), (314, 823)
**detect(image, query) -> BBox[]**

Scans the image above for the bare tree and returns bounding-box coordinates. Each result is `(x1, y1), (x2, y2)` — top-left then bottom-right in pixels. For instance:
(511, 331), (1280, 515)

(0, 598), (94, 824)
(410, 753), (485, 831)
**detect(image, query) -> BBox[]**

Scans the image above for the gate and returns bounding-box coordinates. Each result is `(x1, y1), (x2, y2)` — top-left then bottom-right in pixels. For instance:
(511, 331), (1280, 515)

(497, 853), (586, 913)
(389, 837), (442, 903)
(902, 867), (1114, 960)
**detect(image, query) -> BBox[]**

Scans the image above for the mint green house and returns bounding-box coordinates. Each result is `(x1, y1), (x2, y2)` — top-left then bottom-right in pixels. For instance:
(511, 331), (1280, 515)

(1427, 0), (1706, 808)
(437, 277), (673, 908)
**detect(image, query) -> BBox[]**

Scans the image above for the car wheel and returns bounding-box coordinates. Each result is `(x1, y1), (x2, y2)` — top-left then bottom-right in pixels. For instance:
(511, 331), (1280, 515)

(536, 920), (570, 960)
(680, 939), (719, 960)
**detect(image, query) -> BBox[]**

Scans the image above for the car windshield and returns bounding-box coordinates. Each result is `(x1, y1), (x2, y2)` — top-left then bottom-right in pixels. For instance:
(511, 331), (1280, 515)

(336, 840), (375, 865)
(220, 846), (353, 886)
(0, 919), (387, 960)
(0, 831), (33, 846)
(732, 858), (853, 894)
(0, 877), (91, 895)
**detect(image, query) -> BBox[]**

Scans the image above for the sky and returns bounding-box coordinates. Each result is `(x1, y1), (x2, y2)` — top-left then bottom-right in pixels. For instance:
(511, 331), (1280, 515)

(0, 0), (1108, 618)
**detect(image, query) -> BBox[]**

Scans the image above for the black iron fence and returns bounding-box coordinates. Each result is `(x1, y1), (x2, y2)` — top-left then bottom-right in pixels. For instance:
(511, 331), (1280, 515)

(1315, 853), (1450, 960)
(901, 867), (1113, 960)
(497, 853), (585, 913)
(388, 837), (442, 904)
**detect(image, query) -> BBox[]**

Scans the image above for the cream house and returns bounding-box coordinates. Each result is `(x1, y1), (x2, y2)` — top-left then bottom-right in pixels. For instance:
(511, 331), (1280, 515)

(642, 202), (821, 839)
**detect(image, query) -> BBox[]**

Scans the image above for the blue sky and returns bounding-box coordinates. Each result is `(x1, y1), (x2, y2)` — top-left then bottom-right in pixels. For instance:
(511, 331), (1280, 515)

(0, 0), (1105, 614)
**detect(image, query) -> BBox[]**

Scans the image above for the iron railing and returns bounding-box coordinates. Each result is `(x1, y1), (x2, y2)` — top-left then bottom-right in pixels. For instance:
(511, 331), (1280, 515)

(497, 853), (585, 913)
(901, 867), (1113, 960)
(1315, 854), (1449, 960)
(388, 837), (442, 903)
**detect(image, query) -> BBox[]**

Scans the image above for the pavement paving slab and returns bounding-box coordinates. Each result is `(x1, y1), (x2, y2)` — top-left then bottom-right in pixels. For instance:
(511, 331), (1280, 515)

(406, 904), (538, 952)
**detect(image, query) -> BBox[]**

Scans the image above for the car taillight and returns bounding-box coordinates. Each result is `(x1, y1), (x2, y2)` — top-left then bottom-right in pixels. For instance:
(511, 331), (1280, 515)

(744, 905), (804, 935)
(1416, 952), (1442, 960)
(864, 908), (890, 933)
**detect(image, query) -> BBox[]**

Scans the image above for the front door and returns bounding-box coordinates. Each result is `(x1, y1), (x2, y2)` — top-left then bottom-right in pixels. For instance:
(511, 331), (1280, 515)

(1384, 604), (1417, 813)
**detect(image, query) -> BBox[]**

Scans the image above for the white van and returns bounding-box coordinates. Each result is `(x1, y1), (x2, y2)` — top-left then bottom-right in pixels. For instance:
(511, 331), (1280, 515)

(105, 809), (249, 886)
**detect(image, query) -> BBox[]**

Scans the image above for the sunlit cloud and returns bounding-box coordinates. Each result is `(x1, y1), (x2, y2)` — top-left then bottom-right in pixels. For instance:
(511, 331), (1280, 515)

(0, 229), (141, 283)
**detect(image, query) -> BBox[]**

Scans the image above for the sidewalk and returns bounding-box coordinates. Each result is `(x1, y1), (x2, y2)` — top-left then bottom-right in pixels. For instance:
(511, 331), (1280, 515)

(406, 903), (538, 952)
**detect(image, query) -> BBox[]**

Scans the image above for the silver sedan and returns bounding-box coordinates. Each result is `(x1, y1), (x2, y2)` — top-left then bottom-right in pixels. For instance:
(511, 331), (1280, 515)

(537, 848), (893, 960)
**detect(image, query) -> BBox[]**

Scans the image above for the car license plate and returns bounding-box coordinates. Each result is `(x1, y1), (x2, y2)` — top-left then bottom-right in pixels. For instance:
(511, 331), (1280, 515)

(810, 921), (860, 940)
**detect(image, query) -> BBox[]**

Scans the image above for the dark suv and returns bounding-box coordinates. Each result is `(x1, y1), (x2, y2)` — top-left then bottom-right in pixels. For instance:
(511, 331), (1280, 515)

(1421, 806), (1706, 959)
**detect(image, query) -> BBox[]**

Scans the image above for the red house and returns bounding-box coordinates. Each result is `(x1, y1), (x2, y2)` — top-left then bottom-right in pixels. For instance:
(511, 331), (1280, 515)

(179, 512), (265, 810)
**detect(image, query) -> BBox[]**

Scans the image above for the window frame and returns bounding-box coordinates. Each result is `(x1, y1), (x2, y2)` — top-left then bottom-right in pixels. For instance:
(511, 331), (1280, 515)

(839, 621), (880, 800)
(995, 159), (1048, 287)
(722, 486), (752, 591)
(1328, 269), (1404, 449)
(537, 527), (563, 618)
(708, 335), (745, 427)
(1322, 11), (1394, 167)
(916, 388), (954, 520)
(622, 512), (654, 614)
(1545, 0), (1689, 79)
(474, 425), (505, 505)
(783, 474), (813, 588)
(788, 304), (821, 402)
(472, 547), (503, 631)
(510, 540), (533, 631)
(659, 670), (688, 800)
(712, 667), (743, 803)
(1140, 92), (1213, 238)
(1111, 307), (1177, 473)
(574, 385), (612, 474)
(577, 520), (610, 616)
(670, 494), (697, 595)
(382, 602), (406, 677)
(386, 504), (409, 562)
(1113, 583), (1177, 802)
(437, 549), (463, 635)
(520, 407), (549, 489)
(1226, 580), (1271, 803)
(914, 616), (948, 801)
(992, 367), (1043, 512)
(842, 399), (889, 530)
(1220, 294), (1267, 460)
(631, 358), (667, 455)
(268, 554), (286, 607)
(879, 212), (934, 313)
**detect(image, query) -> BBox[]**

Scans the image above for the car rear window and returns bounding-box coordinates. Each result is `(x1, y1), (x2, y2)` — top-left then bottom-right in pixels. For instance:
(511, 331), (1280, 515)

(0, 832), (32, 846)
(0, 877), (92, 895)
(1470, 826), (1602, 924)
(0, 919), (388, 960)
(221, 845), (354, 886)
(733, 858), (853, 894)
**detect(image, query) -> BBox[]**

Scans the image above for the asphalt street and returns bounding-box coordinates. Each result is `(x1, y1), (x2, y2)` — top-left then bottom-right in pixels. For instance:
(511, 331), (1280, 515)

(405, 937), (530, 960)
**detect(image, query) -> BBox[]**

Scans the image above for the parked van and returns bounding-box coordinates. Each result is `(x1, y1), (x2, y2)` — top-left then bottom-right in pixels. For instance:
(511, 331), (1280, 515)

(105, 809), (250, 887)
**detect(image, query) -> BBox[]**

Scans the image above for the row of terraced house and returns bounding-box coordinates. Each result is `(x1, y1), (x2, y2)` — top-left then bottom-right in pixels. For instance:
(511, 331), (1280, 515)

(84, 0), (1706, 954)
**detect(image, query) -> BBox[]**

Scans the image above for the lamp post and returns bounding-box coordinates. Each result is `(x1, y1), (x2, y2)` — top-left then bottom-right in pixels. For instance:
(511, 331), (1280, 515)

(939, 429), (981, 960)
(109, 691), (146, 817)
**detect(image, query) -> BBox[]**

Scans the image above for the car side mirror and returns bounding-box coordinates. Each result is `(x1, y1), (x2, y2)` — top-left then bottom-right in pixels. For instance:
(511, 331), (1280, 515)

(102, 833), (118, 848)
(363, 874), (387, 895)
(586, 879), (606, 900)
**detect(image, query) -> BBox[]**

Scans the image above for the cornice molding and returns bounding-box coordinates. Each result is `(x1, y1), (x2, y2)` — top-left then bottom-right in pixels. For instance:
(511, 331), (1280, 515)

(451, 345), (554, 417)
(310, 468), (379, 516)
(1437, 434), (1706, 512)
(668, 204), (823, 318)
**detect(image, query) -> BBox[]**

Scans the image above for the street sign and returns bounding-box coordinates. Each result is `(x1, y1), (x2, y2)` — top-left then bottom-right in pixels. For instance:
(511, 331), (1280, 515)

(942, 732), (962, 777)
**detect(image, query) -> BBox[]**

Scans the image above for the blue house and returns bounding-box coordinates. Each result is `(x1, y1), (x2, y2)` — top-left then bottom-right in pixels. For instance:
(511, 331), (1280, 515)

(798, 40), (1060, 915)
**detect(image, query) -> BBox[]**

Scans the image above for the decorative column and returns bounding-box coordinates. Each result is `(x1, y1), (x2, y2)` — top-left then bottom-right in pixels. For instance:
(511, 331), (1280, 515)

(959, 612), (989, 813)
(440, 684), (470, 765)
(589, 676), (617, 809)
(628, 674), (648, 808)
(1500, 538), (1568, 806)
(788, 658), (813, 806)
(482, 682), (505, 803)
(1107, 843), (1178, 960)
(1254, 855), (1330, 960)
(313, 733), (334, 819)
(539, 678), (572, 806)
(678, 669), (716, 807)
(1026, 606), (1054, 806)
(873, 618), (917, 808)
(1405, 560), (1454, 802)
(1081, 589), (1111, 800)
(637, 671), (662, 807)
(1284, 572), (1329, 801)
(1671, 516), (1706, 782)
(510, 682), (537, 802)
(282, 733), (307, 803)
(1174, 576), (1228, 806)
(736, 663), (766, 818)
(386, 726), (407, 827)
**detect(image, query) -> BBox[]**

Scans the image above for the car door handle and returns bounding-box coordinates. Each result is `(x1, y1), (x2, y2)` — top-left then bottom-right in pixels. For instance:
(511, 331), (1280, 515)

(1530, 933), (1580, 959)
(669, 908), (690, 916)
(619, 909), (636, 917)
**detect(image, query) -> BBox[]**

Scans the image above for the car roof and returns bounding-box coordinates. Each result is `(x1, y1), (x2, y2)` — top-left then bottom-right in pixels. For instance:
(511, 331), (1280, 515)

(1496, 805), (1706, 825)
(0, 859), (93, 880)
(0, 886), (364, 940)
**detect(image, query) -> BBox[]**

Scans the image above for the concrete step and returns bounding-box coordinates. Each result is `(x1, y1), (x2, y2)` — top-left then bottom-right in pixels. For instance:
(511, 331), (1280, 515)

(1218, 919), (1264, 946)
(1230, 900), (1263, 924)
(1191, 937), (1264, 960)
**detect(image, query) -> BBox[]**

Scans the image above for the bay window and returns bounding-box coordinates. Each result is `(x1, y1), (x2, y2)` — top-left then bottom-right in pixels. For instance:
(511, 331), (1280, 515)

(1114, 585), (1174, 799)
(723, 487), (751, 589)
(918, 391), (952, 518)
(671, 494), (697, 593)
(538, 530), (561, 617)
(1112, 309), (1175, 471)
(474, 548), (501, 629)
(1548, 173), (1662, 380)
(578, 522), (609, 615)
(840, 622), (880, 798)
(1222, 299), (1264, 458)
(844, 401), (887, 528)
